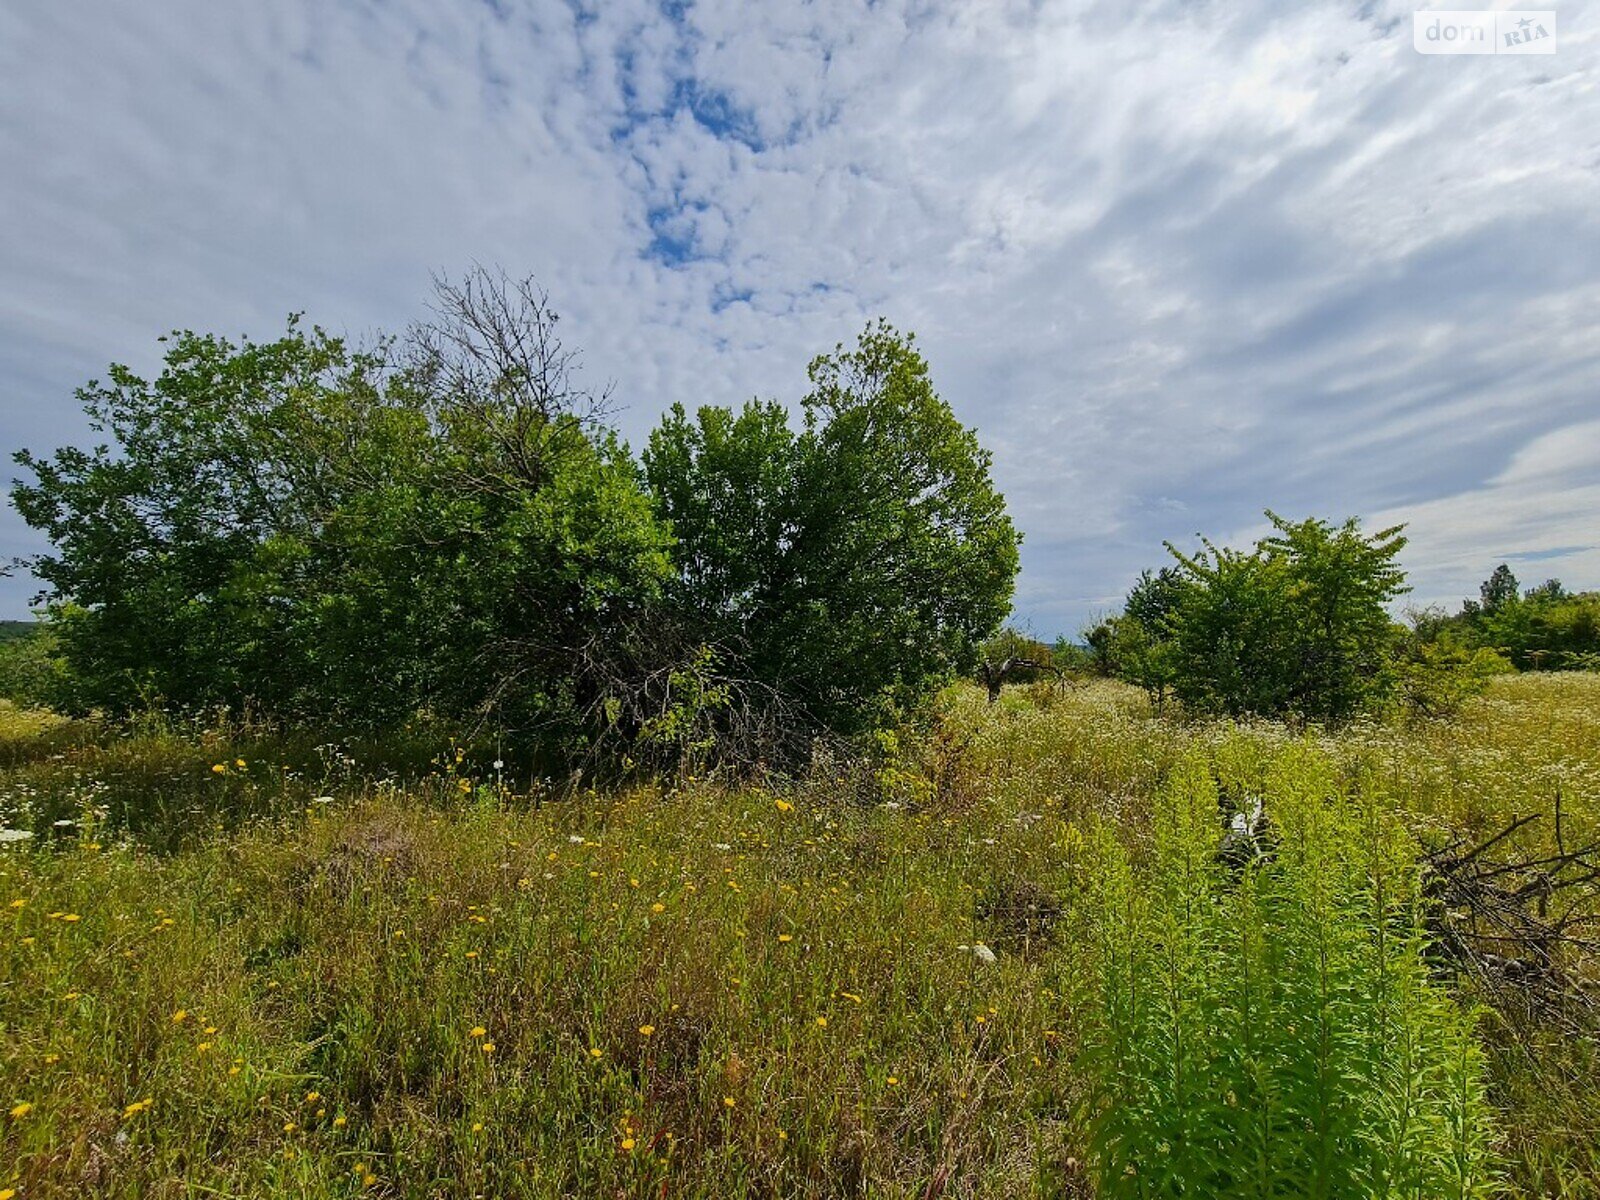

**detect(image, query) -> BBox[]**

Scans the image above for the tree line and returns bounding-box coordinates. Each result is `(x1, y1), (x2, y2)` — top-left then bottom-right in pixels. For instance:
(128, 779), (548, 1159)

(1072, 522), (1597, 723)
(6, 270), (1019, 769)
(8, 268), (1593, 751)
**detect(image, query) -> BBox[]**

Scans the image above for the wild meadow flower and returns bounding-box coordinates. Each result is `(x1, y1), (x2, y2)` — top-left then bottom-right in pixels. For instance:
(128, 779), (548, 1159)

(470, 1026), (486, 1038)
(638, 1025), (655, 1037)
(9, 1101), (33, 1119)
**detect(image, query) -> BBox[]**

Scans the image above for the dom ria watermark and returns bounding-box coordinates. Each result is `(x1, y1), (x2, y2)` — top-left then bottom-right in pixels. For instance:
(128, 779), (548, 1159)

(1414, 10), (1556, 53)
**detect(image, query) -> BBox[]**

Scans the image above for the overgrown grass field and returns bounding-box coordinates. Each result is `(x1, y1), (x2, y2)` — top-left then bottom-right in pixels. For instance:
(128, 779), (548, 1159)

(3, 675), (1598, 1197)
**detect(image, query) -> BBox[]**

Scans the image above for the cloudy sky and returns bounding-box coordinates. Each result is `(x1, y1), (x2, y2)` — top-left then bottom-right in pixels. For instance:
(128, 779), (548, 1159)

(2, 1), (1597, 637)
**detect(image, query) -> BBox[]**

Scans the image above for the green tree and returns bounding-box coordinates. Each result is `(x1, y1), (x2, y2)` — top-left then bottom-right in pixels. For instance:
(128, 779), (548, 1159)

(1480, 563), (1519, 613)
(1163, 512), (1408, 722)
(1084, 569), (1185, 709)
(11, 272), (675, 754)
(645, 321), (1020, 735)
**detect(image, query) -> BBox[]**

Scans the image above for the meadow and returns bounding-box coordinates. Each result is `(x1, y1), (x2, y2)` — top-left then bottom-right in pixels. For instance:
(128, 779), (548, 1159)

(2, 674), (1598, 1198)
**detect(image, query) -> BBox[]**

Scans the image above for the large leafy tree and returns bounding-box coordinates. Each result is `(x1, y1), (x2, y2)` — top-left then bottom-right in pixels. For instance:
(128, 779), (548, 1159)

(12, 272), (674, 747)
(644, 321), (1020, 734)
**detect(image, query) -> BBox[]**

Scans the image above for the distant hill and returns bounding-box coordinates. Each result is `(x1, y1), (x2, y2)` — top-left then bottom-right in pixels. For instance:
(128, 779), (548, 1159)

(0, 620), (40, 643)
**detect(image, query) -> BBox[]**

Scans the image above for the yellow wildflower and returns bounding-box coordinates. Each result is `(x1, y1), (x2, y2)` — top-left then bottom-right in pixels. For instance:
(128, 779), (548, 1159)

(638, 1025), (655, 1037)
(9, 1101), (34, 1119)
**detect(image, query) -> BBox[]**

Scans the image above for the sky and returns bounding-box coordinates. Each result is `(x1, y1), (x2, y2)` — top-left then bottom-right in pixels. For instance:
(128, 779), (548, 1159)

(2, 0), (1597, 639)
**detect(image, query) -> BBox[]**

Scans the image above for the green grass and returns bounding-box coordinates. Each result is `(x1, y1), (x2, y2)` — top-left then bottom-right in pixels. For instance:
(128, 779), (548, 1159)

(2, 676), (1597, 1197)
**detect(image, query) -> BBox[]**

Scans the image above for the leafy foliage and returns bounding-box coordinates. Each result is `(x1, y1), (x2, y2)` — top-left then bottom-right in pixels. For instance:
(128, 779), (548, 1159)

(12, 284), (1020, 764)
(1421, 564), (1600, 672)
(1159, 513), (1409, 722)
(1083, 745), (1495, 1197)
(0, 625), (72, 710)
(10, 282), (674, 750)
(1086, 568), (1184, 710)
(644, 321), (1020, 737)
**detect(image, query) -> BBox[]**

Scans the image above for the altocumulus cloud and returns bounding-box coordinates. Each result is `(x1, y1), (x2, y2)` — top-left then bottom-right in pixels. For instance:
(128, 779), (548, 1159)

(2, 0), (1598, 635)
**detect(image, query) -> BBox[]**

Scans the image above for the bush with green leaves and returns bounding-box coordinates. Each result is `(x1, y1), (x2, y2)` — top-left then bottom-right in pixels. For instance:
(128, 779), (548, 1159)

(643, 320), (1019, 737)
(0, 625), (74, 710)
(11, 278), (673, 757)
(1422, 564), (1600, 671)
(1391, 640), (1512, 722)
(1082, 744), (1494, 1198)
(1160, 512), (1409, 722)
(11, 277), (1020, 764)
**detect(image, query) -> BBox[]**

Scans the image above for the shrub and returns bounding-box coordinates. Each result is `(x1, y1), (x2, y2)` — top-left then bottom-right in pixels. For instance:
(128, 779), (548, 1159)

(1163, 513), (1409, 722)
(1081, 745), (1495, 1198)
(1392, 642), (1510, 722)
(0, 625), (74, 710)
